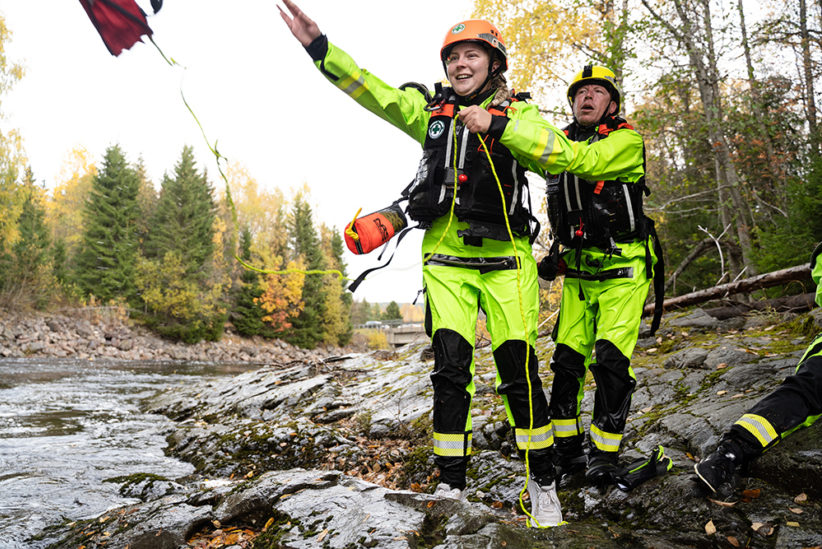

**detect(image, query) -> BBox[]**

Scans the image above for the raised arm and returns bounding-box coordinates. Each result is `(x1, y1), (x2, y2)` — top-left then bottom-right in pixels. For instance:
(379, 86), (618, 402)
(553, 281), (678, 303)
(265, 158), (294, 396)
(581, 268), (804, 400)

(278, 0), (321, 47)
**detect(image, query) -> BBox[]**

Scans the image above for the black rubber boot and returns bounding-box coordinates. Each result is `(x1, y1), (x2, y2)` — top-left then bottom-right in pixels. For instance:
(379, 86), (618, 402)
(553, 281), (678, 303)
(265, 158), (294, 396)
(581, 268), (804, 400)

(586, 450), (619, 487)
(554, 436), (587, 480)
(694, 437), (745, 499)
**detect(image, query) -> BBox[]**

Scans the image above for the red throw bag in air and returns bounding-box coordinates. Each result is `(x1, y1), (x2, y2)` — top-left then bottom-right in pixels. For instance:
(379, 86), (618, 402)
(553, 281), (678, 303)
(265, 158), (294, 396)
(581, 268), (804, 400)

(80, 0), (161, 56)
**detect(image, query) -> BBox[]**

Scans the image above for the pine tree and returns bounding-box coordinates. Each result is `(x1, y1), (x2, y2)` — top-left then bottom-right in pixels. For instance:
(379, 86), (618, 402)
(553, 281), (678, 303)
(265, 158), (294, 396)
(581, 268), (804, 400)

(73, 145), (140, 303)
(287, 193), (326, 348)
(137, 146), (224, 342)
(231, 225), (266, 337)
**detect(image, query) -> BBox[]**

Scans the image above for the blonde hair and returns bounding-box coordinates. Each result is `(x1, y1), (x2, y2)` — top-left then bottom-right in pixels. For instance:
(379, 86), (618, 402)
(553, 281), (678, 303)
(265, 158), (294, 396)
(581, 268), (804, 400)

(488, 73), (513, 107)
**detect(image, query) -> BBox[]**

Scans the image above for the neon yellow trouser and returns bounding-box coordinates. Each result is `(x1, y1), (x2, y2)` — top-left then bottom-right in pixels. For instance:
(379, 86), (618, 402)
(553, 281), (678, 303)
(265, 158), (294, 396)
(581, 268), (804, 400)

(424, 256), (553, 464)
(549, 244), (652, 454)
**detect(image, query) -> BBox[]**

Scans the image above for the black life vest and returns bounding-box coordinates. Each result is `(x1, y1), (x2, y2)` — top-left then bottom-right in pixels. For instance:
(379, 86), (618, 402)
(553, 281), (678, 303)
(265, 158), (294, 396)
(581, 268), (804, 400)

(546, 115), (666, 336)
(402, 90), (539, 245)
(545, 116), (649, 252)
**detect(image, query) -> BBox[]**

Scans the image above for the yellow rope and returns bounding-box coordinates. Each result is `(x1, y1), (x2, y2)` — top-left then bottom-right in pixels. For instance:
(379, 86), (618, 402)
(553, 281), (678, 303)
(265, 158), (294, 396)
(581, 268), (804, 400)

(149, 37), (344, 281)
(476, 135), (538, 525)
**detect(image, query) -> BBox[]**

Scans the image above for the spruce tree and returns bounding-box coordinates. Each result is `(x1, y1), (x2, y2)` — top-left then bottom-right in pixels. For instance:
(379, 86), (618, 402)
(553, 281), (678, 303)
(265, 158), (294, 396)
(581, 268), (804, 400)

(143, 146), (214, 276)
(5, 168), (52, 307)
(138, 146), (222, 342)
(328, 230), (353, 345)
(73, 145), (140, 302)
(287, 194), (326, 348)
(231, 225), (266, 337)
(383, 301), (402, 321)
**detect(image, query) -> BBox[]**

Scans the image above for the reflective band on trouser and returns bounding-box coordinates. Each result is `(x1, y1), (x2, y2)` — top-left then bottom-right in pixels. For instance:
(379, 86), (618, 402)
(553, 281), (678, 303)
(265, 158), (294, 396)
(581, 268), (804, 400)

(515, 423), (554, 451)
(590, 424), (622, 452)
(553, 417), (583, 438)
(734, 414), (778, 448)
(433, 432), (472, 457)
(340, 72), (367, 99)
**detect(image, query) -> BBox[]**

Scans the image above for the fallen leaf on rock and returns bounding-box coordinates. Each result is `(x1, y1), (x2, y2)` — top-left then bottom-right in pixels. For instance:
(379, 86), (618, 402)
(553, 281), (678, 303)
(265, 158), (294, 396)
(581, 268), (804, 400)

(717, 363), (728, 369)
(742, 488), (761, 500)
(641, 406), (653, 413)
(751, 522), (774, 536)
(786, 521), (800, 527)
(317, 529), (328, 542)
(727, 536), (740, 547)
(731, 393), (745, 398)
(794, 492), (808, 503)
(708, 497), (737, 507)
(717, 390), (728, 396)
(427, 501), (435, 508)
(789, 507), (804, 514)
(705, 520), (717, 535)
(263, 517), (274, 531)
(686, 452), (696, 461)
(646, 348), (657, 353)
(492, 501), (504, 509)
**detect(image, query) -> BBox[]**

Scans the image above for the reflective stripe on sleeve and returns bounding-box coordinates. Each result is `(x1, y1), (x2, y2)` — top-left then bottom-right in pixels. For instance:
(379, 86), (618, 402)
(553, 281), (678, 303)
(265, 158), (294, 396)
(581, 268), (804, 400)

(734, 414), (778, 448)
(536, 129), (558, 166)
(339, 72), (367, 99)
(590, 424), (622, 452)
(553, 417), (583, 438)
(433, 432), (472, 457)
(515, 423), (554, 451)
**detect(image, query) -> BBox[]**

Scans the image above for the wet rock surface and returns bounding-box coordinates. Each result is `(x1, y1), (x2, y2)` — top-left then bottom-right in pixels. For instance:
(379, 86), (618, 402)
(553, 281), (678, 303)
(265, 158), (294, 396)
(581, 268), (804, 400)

(33, 307), (822, 548)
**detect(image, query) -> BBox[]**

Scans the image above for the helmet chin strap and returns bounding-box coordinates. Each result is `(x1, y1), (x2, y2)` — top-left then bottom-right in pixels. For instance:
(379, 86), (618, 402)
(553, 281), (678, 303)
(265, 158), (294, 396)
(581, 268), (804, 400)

(460, 63), (502, 102)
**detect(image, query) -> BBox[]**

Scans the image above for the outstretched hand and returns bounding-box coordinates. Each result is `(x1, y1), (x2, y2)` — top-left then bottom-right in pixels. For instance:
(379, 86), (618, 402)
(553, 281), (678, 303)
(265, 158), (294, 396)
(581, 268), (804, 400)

(278, 0), (321, 47)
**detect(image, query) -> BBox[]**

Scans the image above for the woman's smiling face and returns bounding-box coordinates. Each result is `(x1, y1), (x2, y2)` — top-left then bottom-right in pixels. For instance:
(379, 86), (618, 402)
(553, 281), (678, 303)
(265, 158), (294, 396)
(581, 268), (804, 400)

(445, 42), (497, 97)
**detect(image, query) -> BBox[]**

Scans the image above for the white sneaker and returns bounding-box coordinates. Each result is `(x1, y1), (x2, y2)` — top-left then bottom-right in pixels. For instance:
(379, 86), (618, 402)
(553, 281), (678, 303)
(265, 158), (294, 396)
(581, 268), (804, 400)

(527, 478), (563, 528)
(433, 482), (464, 500)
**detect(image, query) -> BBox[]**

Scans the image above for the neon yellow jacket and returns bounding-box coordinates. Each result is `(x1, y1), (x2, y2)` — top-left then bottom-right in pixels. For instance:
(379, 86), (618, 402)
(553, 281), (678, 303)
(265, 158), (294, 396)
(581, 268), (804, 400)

(312, 39), (628, 257)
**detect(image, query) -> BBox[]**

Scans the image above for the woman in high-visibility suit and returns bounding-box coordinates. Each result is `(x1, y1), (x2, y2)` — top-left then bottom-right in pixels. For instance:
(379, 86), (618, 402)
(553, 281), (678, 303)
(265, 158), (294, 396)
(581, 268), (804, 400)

(279, 0), (584, 528)
(695, 243), (822, 497)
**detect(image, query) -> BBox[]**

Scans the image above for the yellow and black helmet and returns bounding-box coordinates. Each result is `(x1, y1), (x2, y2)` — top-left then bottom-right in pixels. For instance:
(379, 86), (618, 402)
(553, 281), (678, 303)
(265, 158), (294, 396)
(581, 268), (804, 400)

(567, 64), (622, 113)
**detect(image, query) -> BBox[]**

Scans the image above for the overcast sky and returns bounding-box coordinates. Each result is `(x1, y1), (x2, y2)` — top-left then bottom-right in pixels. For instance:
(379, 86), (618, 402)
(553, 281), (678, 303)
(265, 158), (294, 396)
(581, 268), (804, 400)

(2, 0), (479, 304)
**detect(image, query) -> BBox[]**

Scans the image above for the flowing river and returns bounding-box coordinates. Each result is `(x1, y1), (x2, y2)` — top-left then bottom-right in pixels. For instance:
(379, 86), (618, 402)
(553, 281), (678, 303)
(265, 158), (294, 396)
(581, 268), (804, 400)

(0, 358), (257, 549)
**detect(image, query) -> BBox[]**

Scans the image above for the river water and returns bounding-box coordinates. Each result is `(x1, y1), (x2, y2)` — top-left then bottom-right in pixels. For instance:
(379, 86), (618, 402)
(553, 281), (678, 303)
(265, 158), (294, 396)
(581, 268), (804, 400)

(0, 358), (257, 549)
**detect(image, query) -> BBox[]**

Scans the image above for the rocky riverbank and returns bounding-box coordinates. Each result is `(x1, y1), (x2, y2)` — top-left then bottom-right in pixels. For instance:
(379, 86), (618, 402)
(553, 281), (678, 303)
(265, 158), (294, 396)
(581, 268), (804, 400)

(27, 305), (822, 548)
(0, 307), (345, 364)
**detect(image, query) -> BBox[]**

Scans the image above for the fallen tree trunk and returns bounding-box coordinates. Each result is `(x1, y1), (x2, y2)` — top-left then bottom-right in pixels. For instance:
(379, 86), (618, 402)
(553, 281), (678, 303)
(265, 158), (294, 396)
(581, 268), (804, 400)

(703, 292), (817, 320)
(644, 264), (813, 317)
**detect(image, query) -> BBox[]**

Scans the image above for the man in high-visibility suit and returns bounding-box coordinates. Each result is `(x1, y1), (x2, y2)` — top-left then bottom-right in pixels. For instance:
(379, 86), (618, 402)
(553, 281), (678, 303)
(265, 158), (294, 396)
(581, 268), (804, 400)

(539, 66), (664, 486)
(695, 243), (822, 496)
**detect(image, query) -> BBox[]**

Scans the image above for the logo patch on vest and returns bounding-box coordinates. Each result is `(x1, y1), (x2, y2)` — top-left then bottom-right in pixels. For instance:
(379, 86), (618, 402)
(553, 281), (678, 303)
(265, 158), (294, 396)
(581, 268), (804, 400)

(428, 120), (446, 139)
(451, 23), (465, 34)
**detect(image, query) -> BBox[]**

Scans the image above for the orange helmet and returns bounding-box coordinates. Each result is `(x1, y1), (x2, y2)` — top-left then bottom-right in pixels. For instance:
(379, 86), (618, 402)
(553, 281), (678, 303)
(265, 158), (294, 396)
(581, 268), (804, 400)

(440, 20), (508, 73)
